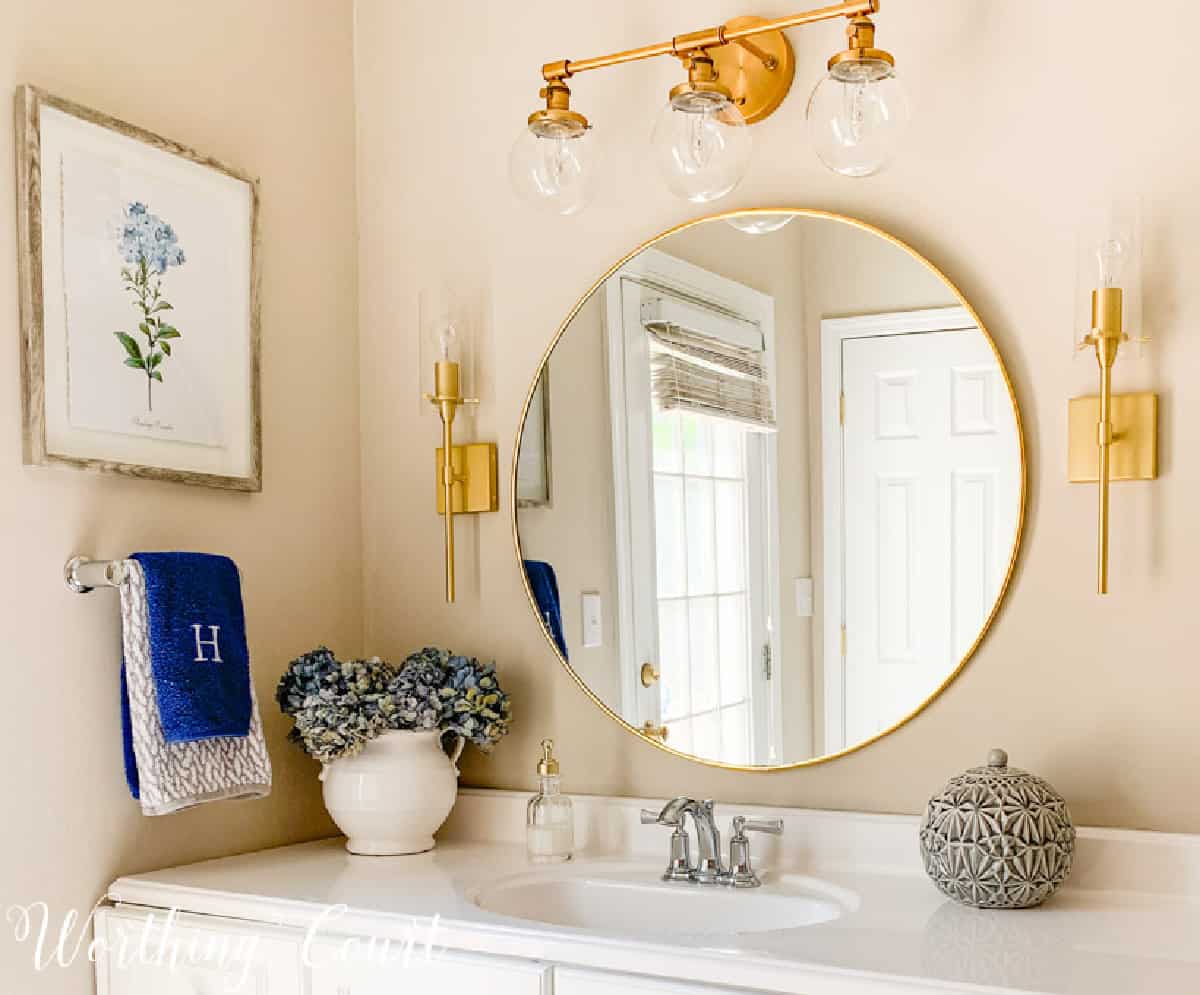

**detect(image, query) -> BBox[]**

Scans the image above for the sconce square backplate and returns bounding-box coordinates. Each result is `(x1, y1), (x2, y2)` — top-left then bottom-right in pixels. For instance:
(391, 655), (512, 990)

(1068, 391), (1158, 482)
(436, 443), (499, 514)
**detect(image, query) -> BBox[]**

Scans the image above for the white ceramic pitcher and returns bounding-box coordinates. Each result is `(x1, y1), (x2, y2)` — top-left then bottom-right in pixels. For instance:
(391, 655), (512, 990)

(320, 729), (465, 855)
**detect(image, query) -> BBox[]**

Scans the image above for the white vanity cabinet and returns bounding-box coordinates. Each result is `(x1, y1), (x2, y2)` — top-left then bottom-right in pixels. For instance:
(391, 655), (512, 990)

(555, 966), (752, 995)
(307, 940), (551, 995)
(95, 907), (303, 995)
(94, 906), (750, 995)
(95, 906), (553, 995)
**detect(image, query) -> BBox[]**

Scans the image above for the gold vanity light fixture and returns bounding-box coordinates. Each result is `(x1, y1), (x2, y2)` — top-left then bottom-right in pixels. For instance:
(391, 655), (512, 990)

(421, 290), (499, 603)
(509, 1), (910, 214)
(1069, 213), (1158, 594)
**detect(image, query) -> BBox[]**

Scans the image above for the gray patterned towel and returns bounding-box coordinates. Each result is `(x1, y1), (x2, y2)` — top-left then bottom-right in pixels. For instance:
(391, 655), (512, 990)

(120, 560), (272, 816)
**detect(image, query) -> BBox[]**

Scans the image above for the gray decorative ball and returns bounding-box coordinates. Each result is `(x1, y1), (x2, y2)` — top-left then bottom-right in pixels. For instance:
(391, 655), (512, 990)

(919, 749), (1076, 909)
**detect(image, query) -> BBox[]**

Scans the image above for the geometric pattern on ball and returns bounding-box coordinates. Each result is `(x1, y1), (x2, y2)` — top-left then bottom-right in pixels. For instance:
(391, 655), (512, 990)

(919, 749), (1076, 909)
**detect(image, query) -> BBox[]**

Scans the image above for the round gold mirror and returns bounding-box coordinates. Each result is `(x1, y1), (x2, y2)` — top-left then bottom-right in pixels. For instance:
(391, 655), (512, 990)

(514, 209), (1025, 770)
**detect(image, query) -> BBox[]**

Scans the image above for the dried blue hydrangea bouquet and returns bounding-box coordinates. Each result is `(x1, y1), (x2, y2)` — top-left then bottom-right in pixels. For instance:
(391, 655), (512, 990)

(277, 646), (512, 763)
(276, 647), (513, 853)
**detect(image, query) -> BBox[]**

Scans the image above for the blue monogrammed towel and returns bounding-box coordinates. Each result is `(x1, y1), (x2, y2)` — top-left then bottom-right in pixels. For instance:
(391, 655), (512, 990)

(130, 552), (252, 742)
(524, 560), (568, 661)
(119, 554), (270, 815)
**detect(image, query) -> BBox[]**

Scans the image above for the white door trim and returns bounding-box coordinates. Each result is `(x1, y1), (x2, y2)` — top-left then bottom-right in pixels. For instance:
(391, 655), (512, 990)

(819, 306), (975, 752)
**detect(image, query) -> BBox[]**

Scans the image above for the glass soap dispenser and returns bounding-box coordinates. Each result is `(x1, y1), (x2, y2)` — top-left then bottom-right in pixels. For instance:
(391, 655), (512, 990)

(527, 739), (574, 863)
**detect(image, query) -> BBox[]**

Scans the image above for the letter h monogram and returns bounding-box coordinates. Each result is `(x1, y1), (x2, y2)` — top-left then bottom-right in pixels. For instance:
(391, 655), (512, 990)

(192, 624), (223, 663)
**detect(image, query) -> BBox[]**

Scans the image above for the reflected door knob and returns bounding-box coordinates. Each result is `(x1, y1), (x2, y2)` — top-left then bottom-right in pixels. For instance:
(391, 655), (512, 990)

(640, 662), (660, 687)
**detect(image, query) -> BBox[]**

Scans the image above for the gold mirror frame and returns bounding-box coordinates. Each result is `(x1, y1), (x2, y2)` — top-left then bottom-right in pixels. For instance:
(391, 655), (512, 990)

(511, 207), (1027, 772)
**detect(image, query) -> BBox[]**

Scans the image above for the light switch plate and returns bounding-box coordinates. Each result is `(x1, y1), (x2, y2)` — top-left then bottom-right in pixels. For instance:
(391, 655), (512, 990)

(794, 577), (814, 617)
(581, 592), (602, 648)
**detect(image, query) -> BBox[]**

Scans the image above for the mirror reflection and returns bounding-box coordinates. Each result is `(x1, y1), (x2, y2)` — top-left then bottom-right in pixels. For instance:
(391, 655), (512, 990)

(517, 211), (1023, 768)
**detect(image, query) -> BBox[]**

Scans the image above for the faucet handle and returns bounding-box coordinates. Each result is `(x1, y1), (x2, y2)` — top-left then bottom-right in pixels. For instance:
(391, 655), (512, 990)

(724, 815), (783, 889)
(640, 808), (681, 826)
(732, 815), (783, 836)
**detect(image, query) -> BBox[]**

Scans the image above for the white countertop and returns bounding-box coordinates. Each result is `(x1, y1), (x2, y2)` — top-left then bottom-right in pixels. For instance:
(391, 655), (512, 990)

(107, 790), (1200, 995)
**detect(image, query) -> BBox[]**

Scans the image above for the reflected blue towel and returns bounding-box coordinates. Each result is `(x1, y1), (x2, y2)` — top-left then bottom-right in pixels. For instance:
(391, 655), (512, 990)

(129, 552), (252, 743)
(524, 559), (568, 661)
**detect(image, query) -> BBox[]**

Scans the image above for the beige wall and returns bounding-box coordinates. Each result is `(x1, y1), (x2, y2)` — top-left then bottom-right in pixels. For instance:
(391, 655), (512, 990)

(1, 3), (359, 993)
(356, 0), (1200, 835)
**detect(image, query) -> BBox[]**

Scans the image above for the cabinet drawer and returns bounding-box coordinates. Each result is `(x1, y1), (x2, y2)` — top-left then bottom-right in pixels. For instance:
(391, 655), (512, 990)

(308, 940), (551, 995)
(96, 907), (302, 995)
(555, 966), (756, 995)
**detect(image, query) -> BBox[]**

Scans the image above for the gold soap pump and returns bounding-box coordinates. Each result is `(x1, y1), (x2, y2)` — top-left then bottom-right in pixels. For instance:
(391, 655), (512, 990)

(526, 739), (574, 864)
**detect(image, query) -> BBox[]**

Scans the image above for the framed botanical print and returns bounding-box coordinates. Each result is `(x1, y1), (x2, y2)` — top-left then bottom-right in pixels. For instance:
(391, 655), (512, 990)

(15, 86), (262, 491)
(516, 368), (552, 507)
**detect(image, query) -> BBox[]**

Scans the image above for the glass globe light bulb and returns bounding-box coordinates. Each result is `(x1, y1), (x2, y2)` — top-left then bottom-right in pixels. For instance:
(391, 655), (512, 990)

(651, 92), (752, 204)
(806, 59), (910, 177)
(725, 213), (795, 235)
(509, 122), (599, 216)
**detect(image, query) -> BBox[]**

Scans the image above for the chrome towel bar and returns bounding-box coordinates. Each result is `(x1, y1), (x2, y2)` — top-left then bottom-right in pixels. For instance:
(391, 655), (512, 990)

(64, 555), (129, 593)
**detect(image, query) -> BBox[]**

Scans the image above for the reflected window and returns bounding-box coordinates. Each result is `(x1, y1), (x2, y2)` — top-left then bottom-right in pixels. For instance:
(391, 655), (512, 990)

(653, 411), (757, 763)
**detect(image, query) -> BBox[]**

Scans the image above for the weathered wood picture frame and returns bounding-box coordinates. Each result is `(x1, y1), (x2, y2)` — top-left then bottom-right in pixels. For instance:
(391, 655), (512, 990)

(15, 85), (262, 491)
(516, 368), (552, 508)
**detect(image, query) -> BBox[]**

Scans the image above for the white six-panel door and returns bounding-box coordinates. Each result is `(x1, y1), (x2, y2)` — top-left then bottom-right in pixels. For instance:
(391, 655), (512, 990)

(839, 324), (1019, 745)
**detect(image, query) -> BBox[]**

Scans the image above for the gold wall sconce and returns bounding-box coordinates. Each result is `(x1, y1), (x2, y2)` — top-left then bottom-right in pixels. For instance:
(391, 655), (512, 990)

(1069, 215), (1158, 594)
(421, 290), (499, 603)
(509, 0), (911, 215)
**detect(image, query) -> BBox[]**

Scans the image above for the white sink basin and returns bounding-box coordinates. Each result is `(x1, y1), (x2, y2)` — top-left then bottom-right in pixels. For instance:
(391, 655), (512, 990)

(469, 862), (852, 938)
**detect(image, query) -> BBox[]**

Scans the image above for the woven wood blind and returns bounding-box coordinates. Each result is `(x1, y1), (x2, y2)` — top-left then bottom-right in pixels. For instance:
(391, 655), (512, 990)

(644, 319), (776, 431)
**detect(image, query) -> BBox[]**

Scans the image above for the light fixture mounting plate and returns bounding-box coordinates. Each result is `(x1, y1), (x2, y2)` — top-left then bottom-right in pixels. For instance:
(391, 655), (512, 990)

(712, 16), (796, 125)
(1068, 391), (1158, 483)
(436, 443), (500, 514)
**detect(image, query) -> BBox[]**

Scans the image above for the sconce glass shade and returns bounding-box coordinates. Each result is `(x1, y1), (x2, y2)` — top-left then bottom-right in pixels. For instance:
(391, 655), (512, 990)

(509, 125), (600, 216)
(419, 286), (478, 409)
(806, 59), (910, 177)
(651, 93), (752, 203)
(1073, 208), (1144, 354)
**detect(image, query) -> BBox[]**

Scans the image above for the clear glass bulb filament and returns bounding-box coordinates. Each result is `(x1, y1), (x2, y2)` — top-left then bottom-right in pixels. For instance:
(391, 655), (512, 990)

(538, 137), (583, 197)
(437, 321), (458, 362)
(1096, 237), (1127, 288)
(842, 80), (868, 144)
(682, 110), (722, 171)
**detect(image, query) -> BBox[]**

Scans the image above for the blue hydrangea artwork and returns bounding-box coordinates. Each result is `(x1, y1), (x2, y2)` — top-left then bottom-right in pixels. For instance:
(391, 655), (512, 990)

(113, 202), (186, 411)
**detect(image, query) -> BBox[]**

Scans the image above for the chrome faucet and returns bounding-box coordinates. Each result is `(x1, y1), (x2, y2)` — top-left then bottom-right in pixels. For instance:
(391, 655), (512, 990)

(641, 798), (783, 887)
